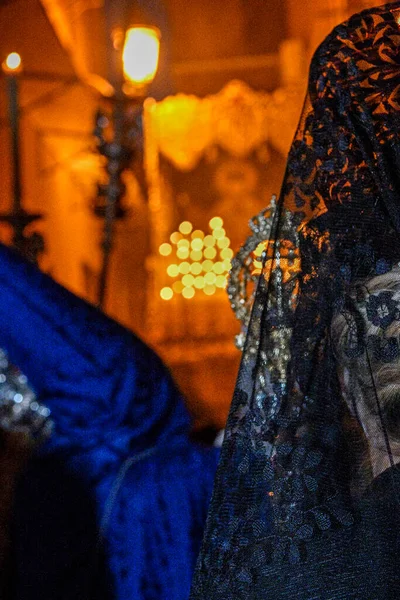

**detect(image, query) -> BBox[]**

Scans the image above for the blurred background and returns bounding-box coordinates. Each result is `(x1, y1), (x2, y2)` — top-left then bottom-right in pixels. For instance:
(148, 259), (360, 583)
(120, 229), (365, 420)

(0, 0), (382, 431)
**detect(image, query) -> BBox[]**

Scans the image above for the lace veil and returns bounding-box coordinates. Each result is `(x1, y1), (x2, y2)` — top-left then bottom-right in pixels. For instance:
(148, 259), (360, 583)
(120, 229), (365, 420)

(190, 3), (400, 598)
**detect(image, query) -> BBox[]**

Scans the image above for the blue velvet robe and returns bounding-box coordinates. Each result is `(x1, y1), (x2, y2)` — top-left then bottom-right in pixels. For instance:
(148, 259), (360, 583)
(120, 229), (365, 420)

(0, 243), (219, 600)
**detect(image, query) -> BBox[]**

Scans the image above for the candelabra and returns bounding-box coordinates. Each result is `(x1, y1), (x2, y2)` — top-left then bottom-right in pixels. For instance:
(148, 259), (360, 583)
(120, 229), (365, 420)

(1, 53), (44, 264)
(93, 26), (161, 309)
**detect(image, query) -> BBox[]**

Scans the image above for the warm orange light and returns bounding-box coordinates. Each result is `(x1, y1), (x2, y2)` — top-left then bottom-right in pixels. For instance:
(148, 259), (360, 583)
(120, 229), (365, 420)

(2, 52), (22, 73)
(172, 281), (184, 294)
(122, 26), (160, 92)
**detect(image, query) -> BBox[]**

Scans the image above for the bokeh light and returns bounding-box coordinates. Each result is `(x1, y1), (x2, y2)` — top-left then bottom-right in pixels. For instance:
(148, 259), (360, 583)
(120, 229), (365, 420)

(159, 243), (172, 256)
(160, 217), (235, 299)
(191, 238), (203, 251)
(179, 262), (191, 274)
(170, 231), (182, 244)
(177, 247), (190, 259)
(160, 287), (173, 301)
(173, 281), (184, 293)
(182, 274), (195, 287)
(190, 250), (203, 261)
(190, 263), (202, 275)
(209, 217), (223, 229)
(204, 284), (216, 296)
(204, 235), (216, 247)
(204, 247), (217, 260)
(179, 221), (193, 235)
(182, 286), (195, 299)
(167, 264), (180, 277)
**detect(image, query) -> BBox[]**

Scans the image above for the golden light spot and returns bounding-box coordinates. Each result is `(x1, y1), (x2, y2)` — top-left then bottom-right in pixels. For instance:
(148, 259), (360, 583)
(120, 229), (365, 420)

(167, 264), (180, 277)
(177, 239), (190, 248)
(194, 276), (205, 289)
(212, 228), (225, 240)
(209, 216), (223, 229)
(204, 284), (216, 296)
(212, 262), (225, 274)
(216, 275), (227, 288)
(170, 232), (182, 244)
(159, 243), (172, 256)
(190, 262), (202, 275)
(182, 286), (195, 299)
(221, 248), (233, 260)
(204, 272), (216, 285)
(204, 247), (217, 260)
(160, 287), (173, 300)
(204, 235), (216, 248)
(190, 250), (203, 261)
(182, 274), (195, 287)
(179, 262), (191, 274)
(172, 281), (184, 293)
(191, 230), (204, 240)
(191, 238), (203, 251)
(254, 260), (263, 269)
(217, 237), (230, 249)
(177, 247), (190, 259)
(223, 258), (232, 271)
(179, 221), (193, 235)
(202, 260), (214, 273)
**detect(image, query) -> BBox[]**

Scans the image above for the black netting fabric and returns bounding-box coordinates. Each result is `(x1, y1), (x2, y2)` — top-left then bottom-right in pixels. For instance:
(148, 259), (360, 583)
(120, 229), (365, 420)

(190, 3), (400, 599)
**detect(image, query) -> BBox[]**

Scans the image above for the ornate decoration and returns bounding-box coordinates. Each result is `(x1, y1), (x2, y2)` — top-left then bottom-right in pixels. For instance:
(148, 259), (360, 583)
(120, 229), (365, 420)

(0, 350), (53, 442)
(227, 196), (301, 353)
(227, 196), (277, 350)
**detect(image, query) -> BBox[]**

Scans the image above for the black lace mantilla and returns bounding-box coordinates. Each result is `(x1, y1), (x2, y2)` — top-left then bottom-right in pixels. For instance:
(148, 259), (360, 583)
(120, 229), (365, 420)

(191, 3), (400, 598)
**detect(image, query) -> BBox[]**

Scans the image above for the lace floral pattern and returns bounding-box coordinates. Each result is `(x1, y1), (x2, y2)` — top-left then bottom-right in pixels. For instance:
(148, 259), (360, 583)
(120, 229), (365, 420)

(191, 3), (400, 598)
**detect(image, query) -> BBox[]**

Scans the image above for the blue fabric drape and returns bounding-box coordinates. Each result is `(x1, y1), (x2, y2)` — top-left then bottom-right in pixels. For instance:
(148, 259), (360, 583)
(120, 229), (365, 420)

(0, 243), (219, 600)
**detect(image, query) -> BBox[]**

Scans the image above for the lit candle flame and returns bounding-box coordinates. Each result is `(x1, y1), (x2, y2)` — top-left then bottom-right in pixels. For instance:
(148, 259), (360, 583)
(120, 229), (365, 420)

(122, 26), (160, 93)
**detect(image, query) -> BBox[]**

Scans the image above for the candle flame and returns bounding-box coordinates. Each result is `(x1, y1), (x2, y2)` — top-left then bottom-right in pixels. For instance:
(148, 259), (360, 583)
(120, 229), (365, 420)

(122, 26), (160, 94)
